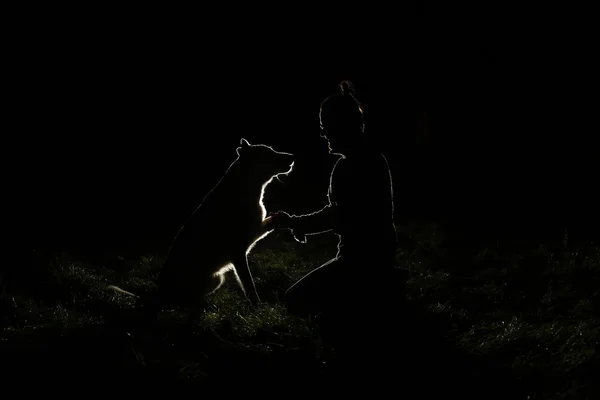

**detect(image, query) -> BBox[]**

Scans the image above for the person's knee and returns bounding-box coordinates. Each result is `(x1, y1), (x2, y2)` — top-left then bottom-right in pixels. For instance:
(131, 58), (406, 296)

(284, 285), (299, 312)
(285, 284), (314, 318)
(284, 286), (293, 305)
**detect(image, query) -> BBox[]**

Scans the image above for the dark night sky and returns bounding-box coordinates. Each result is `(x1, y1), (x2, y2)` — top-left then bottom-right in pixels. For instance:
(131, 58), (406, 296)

(24, 10), (598, 251)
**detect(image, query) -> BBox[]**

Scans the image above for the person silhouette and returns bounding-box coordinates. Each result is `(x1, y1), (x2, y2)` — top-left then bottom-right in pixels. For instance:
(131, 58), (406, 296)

(270, 80), (405, 354)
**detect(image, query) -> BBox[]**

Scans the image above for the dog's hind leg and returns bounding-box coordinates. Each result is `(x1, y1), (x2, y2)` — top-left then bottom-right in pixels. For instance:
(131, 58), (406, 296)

(207, 272), (226, 295)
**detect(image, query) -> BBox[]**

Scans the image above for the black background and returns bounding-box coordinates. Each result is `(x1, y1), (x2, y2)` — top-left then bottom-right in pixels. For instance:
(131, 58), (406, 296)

(19, 6), (597, 253)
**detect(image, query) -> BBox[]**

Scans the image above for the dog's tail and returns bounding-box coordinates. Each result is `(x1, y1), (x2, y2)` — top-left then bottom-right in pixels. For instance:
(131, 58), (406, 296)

(104, 285), (162, 328)
(105, 285), (140, 298)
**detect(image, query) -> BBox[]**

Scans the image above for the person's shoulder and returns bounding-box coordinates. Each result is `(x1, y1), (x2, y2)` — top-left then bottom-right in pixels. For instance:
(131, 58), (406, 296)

(363, 149), (393, 177)
(377, 151), (391, 166)
(361, 147), (388, 165)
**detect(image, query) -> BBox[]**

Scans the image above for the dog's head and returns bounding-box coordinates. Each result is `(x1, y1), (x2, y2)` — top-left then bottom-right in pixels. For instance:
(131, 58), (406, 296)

(236, 138), (295, 182)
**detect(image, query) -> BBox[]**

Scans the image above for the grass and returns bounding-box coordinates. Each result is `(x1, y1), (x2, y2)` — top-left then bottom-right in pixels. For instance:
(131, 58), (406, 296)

(5, 224), (600, 398)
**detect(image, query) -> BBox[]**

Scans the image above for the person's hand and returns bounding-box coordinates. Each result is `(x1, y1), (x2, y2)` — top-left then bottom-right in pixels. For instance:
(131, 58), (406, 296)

(267, 211), (293, 230)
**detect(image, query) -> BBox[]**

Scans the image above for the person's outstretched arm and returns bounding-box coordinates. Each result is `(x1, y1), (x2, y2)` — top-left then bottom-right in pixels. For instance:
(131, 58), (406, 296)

(288, 204), (335, 236)
(268, 202), (335, 243)
(270, 157), (345, 240)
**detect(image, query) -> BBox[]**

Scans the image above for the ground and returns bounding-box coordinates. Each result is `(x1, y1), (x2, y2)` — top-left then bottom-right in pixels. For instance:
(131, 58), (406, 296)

(5, 223), (600, 398)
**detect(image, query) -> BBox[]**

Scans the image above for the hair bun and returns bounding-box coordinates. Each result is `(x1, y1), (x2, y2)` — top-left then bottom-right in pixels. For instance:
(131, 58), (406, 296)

(339, 80), (356, 96)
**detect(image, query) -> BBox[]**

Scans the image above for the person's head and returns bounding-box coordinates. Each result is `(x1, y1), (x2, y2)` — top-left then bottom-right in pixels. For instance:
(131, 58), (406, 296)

(319, 80), (366, 153)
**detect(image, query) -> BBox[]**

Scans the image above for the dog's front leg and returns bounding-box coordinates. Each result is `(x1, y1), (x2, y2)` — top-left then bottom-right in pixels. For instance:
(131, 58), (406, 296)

(232, 253), (260, 305)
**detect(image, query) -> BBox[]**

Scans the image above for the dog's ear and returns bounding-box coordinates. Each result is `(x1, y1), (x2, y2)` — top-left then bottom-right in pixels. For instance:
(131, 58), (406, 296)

(240, 138), (251, 147)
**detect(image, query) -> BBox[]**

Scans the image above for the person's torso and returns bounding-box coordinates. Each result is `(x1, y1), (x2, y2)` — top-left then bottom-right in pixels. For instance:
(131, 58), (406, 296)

(327, 149), (398, 262)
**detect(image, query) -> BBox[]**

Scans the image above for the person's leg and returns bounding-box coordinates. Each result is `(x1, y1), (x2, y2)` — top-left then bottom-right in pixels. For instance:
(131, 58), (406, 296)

(285, 257), (344, 318)
(286, 254), (396, 318)
(315, 257), (406, 367)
